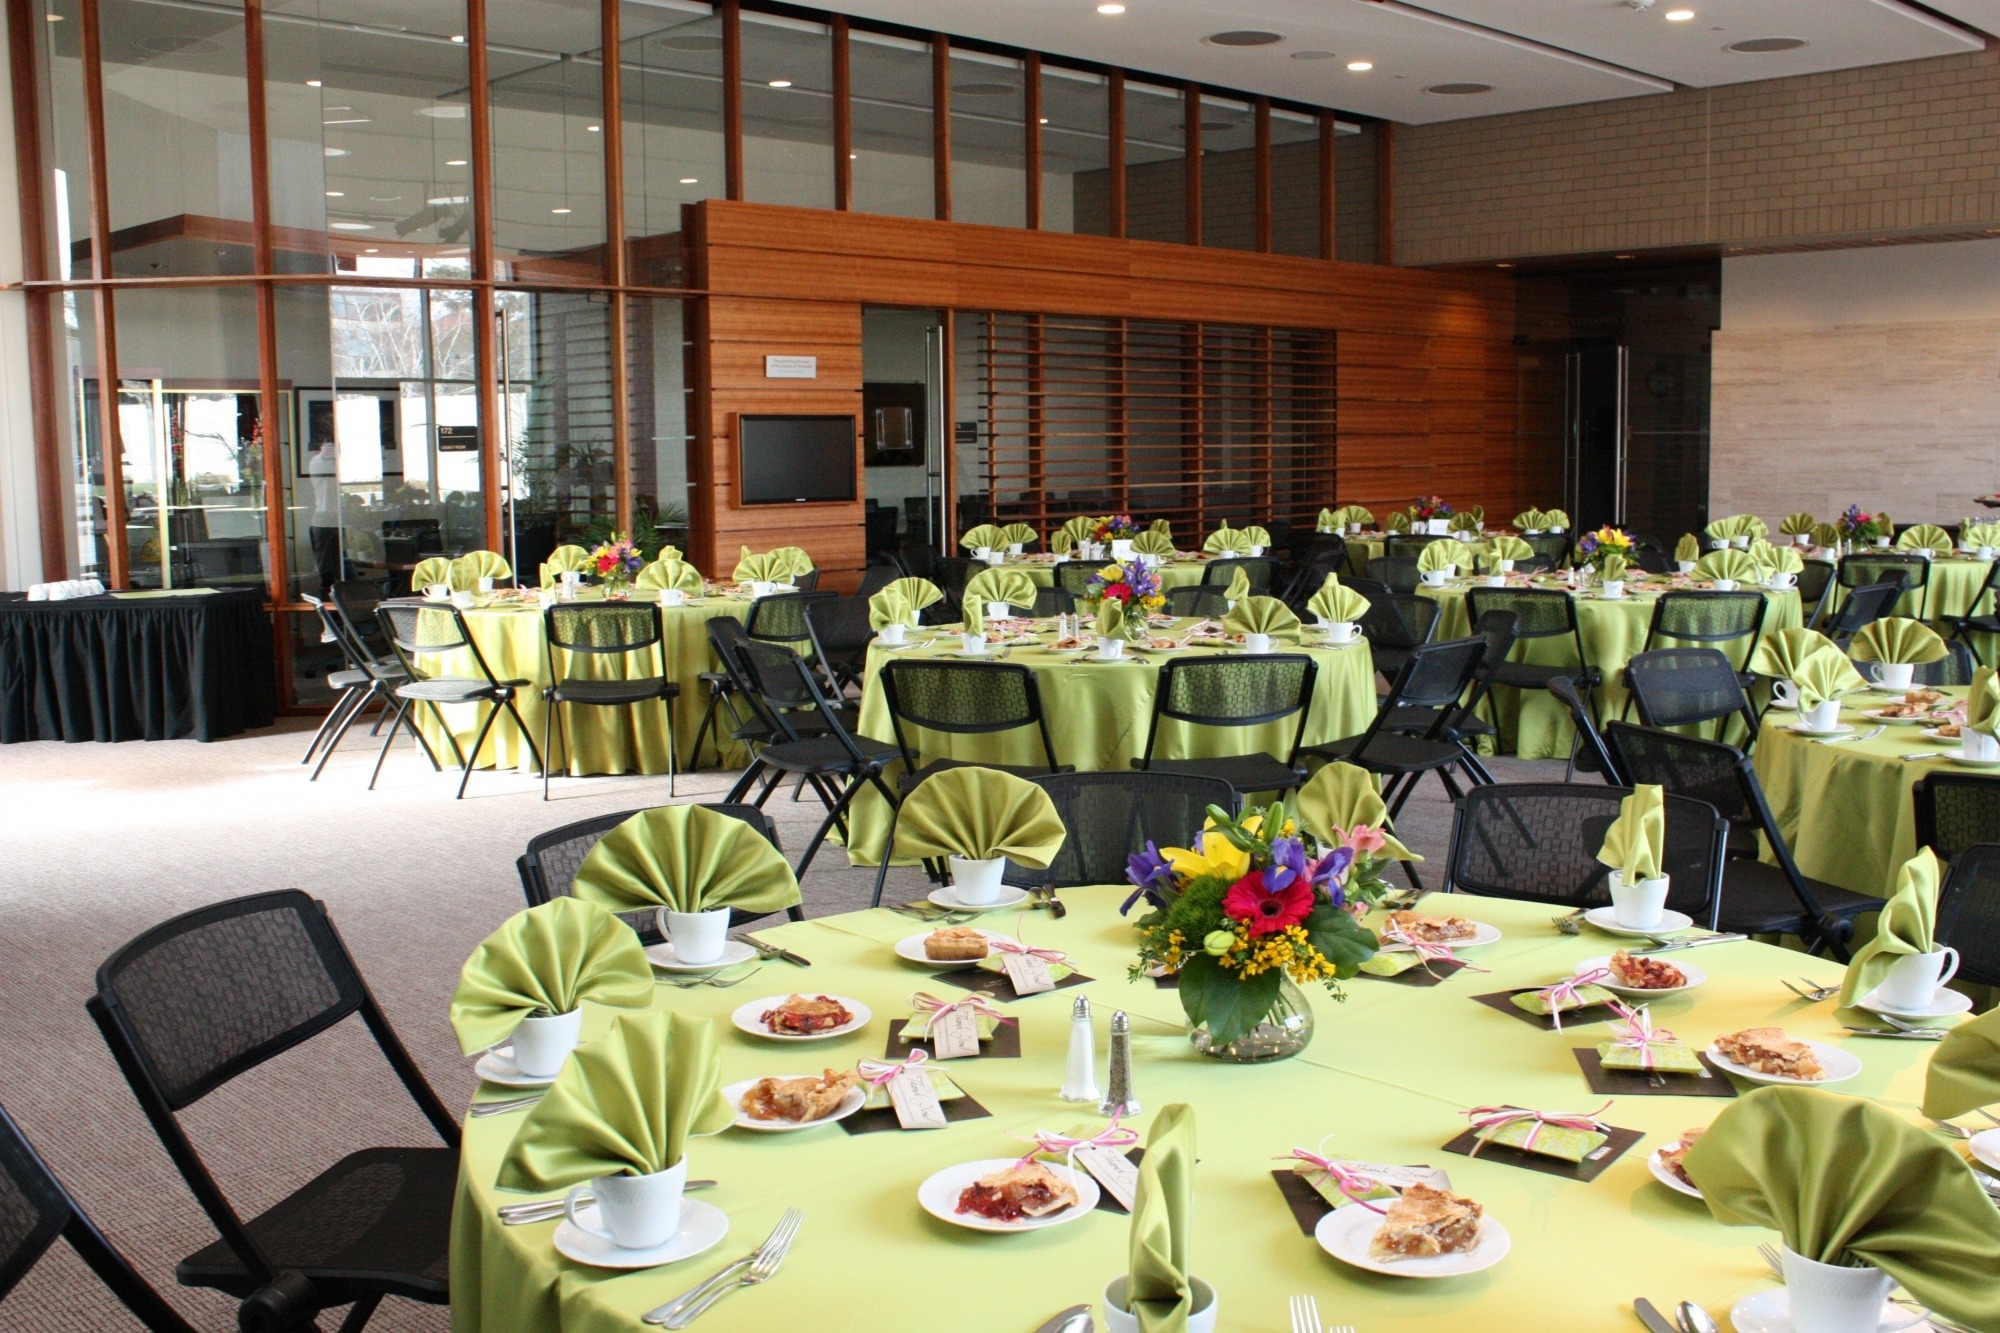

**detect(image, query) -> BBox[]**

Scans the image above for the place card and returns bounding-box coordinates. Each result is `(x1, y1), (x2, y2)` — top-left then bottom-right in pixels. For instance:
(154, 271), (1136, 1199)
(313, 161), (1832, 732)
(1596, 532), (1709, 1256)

(1000, 952), (1056, 995)
(1572, 1047), (1737, 1099)
(885, 1021), (1023, 1061)
(1270, 1163), (1453, 1236)
(1075, 1146), (1142, 1214)
(1441, 1124), (1644, 1183)
(1470, 989), (1621, 1032)
(885, 1067), (949, 1130)
(938, 965), (1091, 1002)
(841, 1088), (992, 1136)
(1357, 957), (1467, 988)
(929, 1005), (983, 1060)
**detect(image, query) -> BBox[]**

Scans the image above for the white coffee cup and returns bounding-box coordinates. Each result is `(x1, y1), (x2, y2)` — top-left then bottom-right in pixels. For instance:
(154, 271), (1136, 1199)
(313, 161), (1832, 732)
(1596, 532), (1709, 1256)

(1102, 1276), (1218, 1333)
(1348, 523), (1362, 535)
(1525, 528), (1544, 535)
(1421, 569), (1451, 587)
(1601, 580), (1625, 599)
(1713, 578), (1739, 592)
(1779, 1247), (1929, 1333)
(566, 1161), (688, 1251)
(1793, 533), (1811, 545)
(1248, 544), (1265, 557)
(1770, 680), (1801, 707)
(1244, 632), (1272, 655)
(1324, 621), (1358, 644)
(973, 547), (993, 560)
(1803, 699), (1842, 732)
(1111, 539), (1134, 560)
(1678, 561), (1697, 575)
(478, 576), (496, 592)
(1967, 730), (2000, 762)
(1710, 538), (1731, 551)
(653, 906), (731, 966)
(1732, 536), (1751, 549)
(1485, 574), (1506, 588)
(1497, 559), (1515, 573)
(1427, 519), (1450, 535)
(985, 600), (1012, 623)
(659, 587), (685, 606)
(1876, 536), (1891, 547)
(749, 580), (778, 598)
(1767, 571), (1798, 590)
(878, 621), (908, 645)
(1095, 637), (1124, 660)
(986, 552), (1005, 567)
(450, 590), (478, 609)
(1007, 543), (1024, 556)
(1873, 946), (1960, 1011)
(961, 633), (987, 655)
(511, 1007), (583, 1078)
(1865, 661), (1915, 690)
(948, 855), (1006, 905)
(424, 583), (451, 600)
(1981, 546), (1997, 560)
(1608, 869), (1670, 931)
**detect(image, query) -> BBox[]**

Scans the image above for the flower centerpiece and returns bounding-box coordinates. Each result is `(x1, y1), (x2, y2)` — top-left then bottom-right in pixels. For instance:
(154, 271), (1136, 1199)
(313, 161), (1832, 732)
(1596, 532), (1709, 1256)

(1092, 514), (1140, 543)
(1123, 799), (1378, 1061)
(1575, 525), (1634, 569)
(1084, 560), (1164, 635)
(1408, 496), (1454, 524)
(588, 533), (646, 597)
(1838, 505), (1889, 545)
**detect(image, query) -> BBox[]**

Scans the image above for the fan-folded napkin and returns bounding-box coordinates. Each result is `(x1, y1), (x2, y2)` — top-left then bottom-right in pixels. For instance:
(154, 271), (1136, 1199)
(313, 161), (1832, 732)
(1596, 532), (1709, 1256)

(1415, 541), (1459, 575)
(1203, 525), (1253, 554)
(1897, 524), (1954, 553)
(571, 805), (801, 915)
(1223, 567), (1251, 603)
(1922, 1008), (2000, 1122)
(1849, 617), (1948, 665)
(1778, 512), (1817, 536)
(1696, 549), (1761, 583)
(635, 558), (702, 593)
(1838, 849), (1939, 1006)
(1385, 512), (1411, 533)
(1222, 596), (1300, 637)
(1970, 667), (2000, 739)
(963, 569), (1036, 611)
(1674, 534), (1702, 564)
(960, 524), (1004, 551)
(450, 898), (654, 1054)
(411, 556), (453, 591)
(1789, 647), (1868, 708)
(1131, 530), (1177, 557)
(540, 545), (593, 587)
(893, 767), (1066, 866)
(1595, 783), (1665, 883)
(1295, 762), (1419, 860)
(451, 550), (511, 588)
(999, 522), (1038, 548)
(1748, 627), (1839, 680)
(1307, 575), (1369, 625)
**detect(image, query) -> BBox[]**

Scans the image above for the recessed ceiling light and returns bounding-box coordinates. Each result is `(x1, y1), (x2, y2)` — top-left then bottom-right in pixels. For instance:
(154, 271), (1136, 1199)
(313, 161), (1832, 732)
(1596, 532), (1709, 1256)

(1425, 83), (1492, 95)
(329, 222), (373, 230)
(1097, 3), (1126, 13)
(1665, 8), (1695, 20)
(325, 190), (344, 197)
(416, 105), (467, 119)
(679, 177), (699, 184)
(1204, 30), (1284, 47)
(586, 124), (600, 132)
(1615, 253), (1635, 259)
(1291, 50), (1338, 61)
(1038, 116), (1050, 124)
(767, 79), (792, 88)
(427, 195), (467, 205)
(849, 152), (858, 159)
(364, 247), (378, 253)
(306, 79), (322, 87)
(445, 159), (467, 167)
(1495, 262), (1514, 268)
(322, 117), (370, 125)
(1727, 37), (1806, 53)
(449, 33), (464, 42)
(1346, 60), (1373, 71)
(551, 207), (571, 214)
(323, 147), (348, 157)
(45, 12), (61, 20)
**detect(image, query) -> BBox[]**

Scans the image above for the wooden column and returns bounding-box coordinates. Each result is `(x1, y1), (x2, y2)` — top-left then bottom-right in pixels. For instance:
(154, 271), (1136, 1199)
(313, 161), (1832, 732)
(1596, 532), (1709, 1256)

(1376, 121), (1394, 266)
(1183, 83), (1200, 247)
(831, 17), (851, 210)
(7, 0), (65, 577)
(243, 0), (288, 620)
(77, 0), (127, 583)
(933, 35), (951, 222)
(467, 0), (503, 548)
(1023, 53), (1041, 229)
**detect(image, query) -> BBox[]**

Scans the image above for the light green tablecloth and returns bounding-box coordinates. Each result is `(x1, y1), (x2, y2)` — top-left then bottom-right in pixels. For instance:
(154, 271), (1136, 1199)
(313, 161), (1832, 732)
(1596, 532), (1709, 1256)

(1753, 688), (1968, 897)
(410, 593), (751, 776)
(1823, 554), (1994, 655)
(451, 892), (1953, 1333)
(1422, 576), (1803, 760)
(840, 626), (1379, 863)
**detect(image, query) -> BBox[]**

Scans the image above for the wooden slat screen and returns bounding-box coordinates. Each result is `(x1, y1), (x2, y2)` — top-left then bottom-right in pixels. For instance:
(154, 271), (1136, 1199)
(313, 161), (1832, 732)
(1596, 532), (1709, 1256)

(971, 311), (1336, 536)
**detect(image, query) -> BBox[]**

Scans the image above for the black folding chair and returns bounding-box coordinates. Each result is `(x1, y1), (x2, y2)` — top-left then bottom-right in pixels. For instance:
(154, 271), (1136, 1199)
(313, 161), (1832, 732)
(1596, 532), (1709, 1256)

(299, 593), (412, 779)
(1282, 547), (1351, 612)
(1054, 561), (1101, 601)
(1164, 586), (1231, 619)
(1030, 587), (1076, 618)
(1838, 552), (1928, 620)
(1824, 581), (1908, 641)
(880, 659), (1069, 794)
(373, 602), (541, 798)
(1913, 772), (2000, 863)
(1444, 783), (1729, 928)
(1605, 722), (1881, 956)
(1366, 556), (1421, 593)
(1550, 675), (1624, 784)
(1937, 842), (2000, 988)
(1641, 591), (1768, 684)
(1202, 557), (1282, 595)
(1796, 558), (1836, 630)
(1130, 654), (1318, 798)
(1353, 580), (1441, 682)
(1384, 533), (1447, 560)
(745, 590), (835, 653)
(1380, 609), (1517, 787)
(540, 602), (679, 801)
(804, 595), (877, 696)
(88, 891), (460, 1333)
(1523, 532), (1571, 568)
(1623, 647), (1761, 742)
(1901, 639), (1980, 687)
(1006, 771), (1237, 892)
(688, 615), (753, 770)
(1465, 587), (1602, 777)
(1944, 561), (2000, 667)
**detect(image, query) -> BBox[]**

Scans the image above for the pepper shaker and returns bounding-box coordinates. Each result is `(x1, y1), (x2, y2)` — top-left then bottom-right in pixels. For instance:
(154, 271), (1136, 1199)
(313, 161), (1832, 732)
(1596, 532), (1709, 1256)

(1098, 1010), (1139, 1117)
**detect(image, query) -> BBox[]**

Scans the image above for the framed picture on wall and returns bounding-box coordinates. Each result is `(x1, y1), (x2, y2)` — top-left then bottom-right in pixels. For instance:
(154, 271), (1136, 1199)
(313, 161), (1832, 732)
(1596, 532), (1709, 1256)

(296, 388), (399, 475)
(862, 381), (926, 467)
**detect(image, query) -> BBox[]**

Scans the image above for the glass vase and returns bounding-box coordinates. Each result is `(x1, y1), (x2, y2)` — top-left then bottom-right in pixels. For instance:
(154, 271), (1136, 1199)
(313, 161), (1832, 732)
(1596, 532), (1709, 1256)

(1188, 974), (1314, 1063)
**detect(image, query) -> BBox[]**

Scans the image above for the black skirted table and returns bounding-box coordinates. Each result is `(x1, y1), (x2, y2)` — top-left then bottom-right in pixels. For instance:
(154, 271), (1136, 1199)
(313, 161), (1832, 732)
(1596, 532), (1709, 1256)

(0, 589), (276, 743)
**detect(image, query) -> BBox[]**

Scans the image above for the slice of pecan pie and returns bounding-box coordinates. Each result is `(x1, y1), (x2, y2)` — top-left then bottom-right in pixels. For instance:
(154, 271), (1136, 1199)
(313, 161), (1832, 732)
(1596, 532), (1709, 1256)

(1384, 910), (1477, 943)
(739, 1068), (858, 1123)
(1368, 1183), (1484, 1260)
(1714, 1026), (1824, 1080)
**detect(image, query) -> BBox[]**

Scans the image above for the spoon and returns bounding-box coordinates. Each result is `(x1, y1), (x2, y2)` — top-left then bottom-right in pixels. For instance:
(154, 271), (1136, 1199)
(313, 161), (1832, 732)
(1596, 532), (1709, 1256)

(1676, 1300), (1720, 1333)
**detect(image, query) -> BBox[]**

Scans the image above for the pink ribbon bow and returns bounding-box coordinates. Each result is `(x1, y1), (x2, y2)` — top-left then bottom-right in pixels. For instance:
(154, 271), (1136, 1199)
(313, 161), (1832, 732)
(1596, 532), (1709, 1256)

(1534, 967), (1612, 1031)
(909, 990), (1017, 1037)
(1280, 1147), (1391, 1215)
(856, 1049), (927, 1088)
(1607, 1002), (1679, 1070)
(1383, 927), (1491, 976)
(989, 935), (1069, 966)
(1015, 1109), (1140, 1169)
(1464, 1102), (1613, 1157)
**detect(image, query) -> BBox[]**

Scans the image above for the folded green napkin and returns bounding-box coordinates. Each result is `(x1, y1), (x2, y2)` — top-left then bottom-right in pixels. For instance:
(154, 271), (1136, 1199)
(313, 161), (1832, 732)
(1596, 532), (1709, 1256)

(1897, 523), (1954, 553)
(1358, 951), (1428, 977)
(1333, 505), (1374, 529)
(1129, 1103), (1195, 1333)
(1755, 542), (1805, 576)
(869, 577), (943, 629)
(539, 545), (594, 587)
(1415, 541), (1460, 575)
(1307, 575), (1369, 625)
(635, 558), (703, 593)
(962, 598), (986, 635)
(1093, 598), (1122, 639)
(1778, 512), (1817, 536)
(451, 549), (512, 588)
(1541, 509), (1570, 531)
(869, 588), (917, 631)
(1295, 762), (1419, 859)
(894, 766), (1067, 866)
(1596, 783), (1665, 882)
(1448, 511), (1483, 533)
(1317, 508), (1340, 532)
(1203, 525), (1253, 554)
(1051, 531), (1077, 555)
(1131, 530), (1177, 558)
(1684, 1085), (2000, 1333)
(1674, 534), (1702, 564)
(1970, 667), (2000, 738)
(657, 545), (683, 564)
(1150, 518), (1175, 539)
(1811, 521), (1843, 548)
(1294, 1157), (1399, 1208)
(1486, 535), (1533, 564)
(1696, 549), (1761, 583)
(1849, 616), (1948, 665)
(1223, 567), (1251, 603)
(1963, 522), (2000, 550)
(1838, 849), (1940, 1006)
(1513, 509), (1547, 531)
(963, 569), (1037, 612)
(1790, 647), (1869, 708)
(960, 524), (1005, 551)
(411, 556), (453, 591)
(1473, 1113), (1607, 1162)
(1511, 985), (1616, 1018)
(497, 1011), (734, 1188)
(1748, 627), (1839, 679)
(449, 898), (655, 1054)
(1597, 554), (1629, 583)
(1058, 516), (1102, 548)
(1386, 512), (1411, 533)
(1708, 514), (1769, 541)
(1241, 525), (1272, 547)
(999, 522), (1038, 548)
(976, 953), (1074, 982)
(1921, 1008), (2000, 1122)
(1222, 595), (1300, 637)
(734, 546), (810, 582)
(572, 805), (801, 915)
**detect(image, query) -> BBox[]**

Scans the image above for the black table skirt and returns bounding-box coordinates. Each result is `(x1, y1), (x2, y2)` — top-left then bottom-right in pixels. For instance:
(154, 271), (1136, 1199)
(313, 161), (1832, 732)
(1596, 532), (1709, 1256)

(0, 590), (277, 743)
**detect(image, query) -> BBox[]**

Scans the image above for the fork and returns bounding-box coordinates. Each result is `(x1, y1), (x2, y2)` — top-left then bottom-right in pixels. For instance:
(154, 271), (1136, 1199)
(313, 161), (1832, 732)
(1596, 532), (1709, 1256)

(658, 965), (764, 990)
(1782, 978), (1839, 1002)
(643, 1210), (800, 1326)
(1289, 1294), (1323, 1333)
(656, 1207), (803, 1328)
(469, 1093), (543, 1118)
(1757, 1242), (1784, 1281)
(1815, 725), (1885, 745)
(1553, 908), (1586, 935)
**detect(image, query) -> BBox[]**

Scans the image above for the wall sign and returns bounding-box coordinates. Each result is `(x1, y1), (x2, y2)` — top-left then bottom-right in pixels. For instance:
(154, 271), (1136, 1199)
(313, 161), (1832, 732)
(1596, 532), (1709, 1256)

(765, 355), (819, 379)
(437, 425), (481, 452)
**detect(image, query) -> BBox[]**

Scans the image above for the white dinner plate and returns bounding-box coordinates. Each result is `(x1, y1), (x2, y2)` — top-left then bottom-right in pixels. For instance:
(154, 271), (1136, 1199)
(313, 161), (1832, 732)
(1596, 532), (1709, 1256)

(1969, 1128), (2000, 1174)
(928, 886), (1031, 912)
(1854, 986), (1973, 1020)
(730, 995), (872, 1042)
(646, 939), (759, 974)
(1706, 1038), (1860, 1086)
(1867, 681), (1920, 694)
(1647, 1148), (1704, 1199)
(1313, 1201), (1510, 1278)
(1920, 728), (1962, 743)
(473, 1046), (557, 1089)
(552, 1199), (728, 1270)
(917, 1158), (1099, 1233)
(1948, 751), (2000, 769)
(893, 929), (1001, 969)
(721, 1076), (867, 1132)
(1377, 920), (1502, 952)
(1582, 906), (1695, 938)
(1729, 1288), (1933, 1333)
(1860, 709), (1939, 726)
(1575, 954), (1708, 996)
(1785, 722), (1855, 739)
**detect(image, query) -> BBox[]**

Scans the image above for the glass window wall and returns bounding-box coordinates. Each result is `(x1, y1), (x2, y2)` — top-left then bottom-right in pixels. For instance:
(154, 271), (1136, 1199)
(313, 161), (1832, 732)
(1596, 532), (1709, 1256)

(1198, 95), (1256, 252)
(1039, 64), (1108, 235)
(850, 31), (932, 219)
(625, 296), (690, 558)
(1270, 109), (1322, 258)
(488, 0), (607, 282)
(620, 1), (724, 285)
(948, 49), (1024, 228)
(741, 12), (834, 210)
(1122, 79), (1184, 245)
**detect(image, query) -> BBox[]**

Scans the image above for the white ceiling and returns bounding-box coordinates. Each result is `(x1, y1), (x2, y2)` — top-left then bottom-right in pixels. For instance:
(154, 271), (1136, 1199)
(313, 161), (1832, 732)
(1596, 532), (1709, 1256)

(811, 0), (1996, 123)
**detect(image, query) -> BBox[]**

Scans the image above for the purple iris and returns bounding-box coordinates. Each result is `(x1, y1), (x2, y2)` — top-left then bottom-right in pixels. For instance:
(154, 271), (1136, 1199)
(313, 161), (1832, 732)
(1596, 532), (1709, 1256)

(1121, 841), (1175, 915)
(1264, 836), (1308, 893)
(1311, 846), (1356, 908)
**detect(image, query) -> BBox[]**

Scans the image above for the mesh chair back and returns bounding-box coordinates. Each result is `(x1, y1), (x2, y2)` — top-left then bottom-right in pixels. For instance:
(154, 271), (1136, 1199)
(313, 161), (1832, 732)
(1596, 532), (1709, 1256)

(1031, 587), (1076, 618)
(1384, 534), (1447, 559)
(791, 569), (821, 593)
(1826, 582), (1905, 638)
(1908, 639), (1977, 687)
(934, 558), (984, 601)
(733, 639), (820, 715)
(882, 661), (1043, 734)
(1286, 550), (1349, 606)
(1290, 532), (1347, 570)
(378, 601), (472, 657)
(1154, 655), (1316, 727)
(805, 596), (876, 663)
(1051, 562), (1099, 598)
(746, 591), (833, 647)
(1523, 532), (1571, 566)
(1913, 772), (2000, 862)
(1386, 634), (1487, 711)
(546, 602), (662, 656)
(518, 804), (784, 938)
(329, 578), (390, 644)
(1465, 588), (1578, 641)
(1603, 722), (1755, 826)
(1202, 558), (1280, 594)
(1624, 648), (1758, 731)
(1937, 842), (2000, 987)
(1838, 552), (1924, 591)
(1797, 558), (1836, 623)
(1027, 772), (1236, 889)
(1647, 591), (1767, 654)
(1164, 585), (1230, 618)
(1446, 783), (1726, 922)
(1366, 556), (1420, 593)
(1355, 582), (1440, 650)
(1550, 675), (1622, 782)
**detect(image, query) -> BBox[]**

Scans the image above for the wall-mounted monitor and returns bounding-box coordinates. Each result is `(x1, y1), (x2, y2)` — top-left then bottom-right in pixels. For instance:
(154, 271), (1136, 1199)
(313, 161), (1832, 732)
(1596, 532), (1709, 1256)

(737, 414), (858, 505)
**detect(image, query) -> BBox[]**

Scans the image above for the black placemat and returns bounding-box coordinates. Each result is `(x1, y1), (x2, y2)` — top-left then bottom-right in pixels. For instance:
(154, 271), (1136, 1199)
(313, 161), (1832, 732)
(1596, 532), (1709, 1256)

(1572, 1047), (1738, 1098)
(1470, 989), (1621, 1032)
(840, 1092), (994, 1135)
(935, 966), (1093, 1002)
(1441, 1124), (1645, 1182)
(1358, 959), (1467, 988)
(883, 1021), (1023, 1060)
(1271, 1169), (1338, 1236)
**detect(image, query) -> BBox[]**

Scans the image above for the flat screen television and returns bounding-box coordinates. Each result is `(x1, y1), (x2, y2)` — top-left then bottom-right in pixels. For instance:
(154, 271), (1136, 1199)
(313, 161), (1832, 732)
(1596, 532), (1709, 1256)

(738, 414), (858, 505)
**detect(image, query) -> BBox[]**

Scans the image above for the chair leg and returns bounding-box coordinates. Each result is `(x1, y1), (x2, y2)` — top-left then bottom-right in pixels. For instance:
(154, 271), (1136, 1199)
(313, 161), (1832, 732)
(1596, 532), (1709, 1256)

(301, 687), (361, 764)
(869, 805), (903, 908)
(687, 690), (721, 771)
(309, 686), (377, 780)
(457, 704), (505, 799)
(663, 698), (678, 799)
(426, 702), (469, 770)
(542, 696), (556, 801)
(725, 760), (766, 803)
(503, 696), (545, 775)
(335, 1294), (384, 1333)
(794, 781), (863, 882)
(367, 698), (413, 790)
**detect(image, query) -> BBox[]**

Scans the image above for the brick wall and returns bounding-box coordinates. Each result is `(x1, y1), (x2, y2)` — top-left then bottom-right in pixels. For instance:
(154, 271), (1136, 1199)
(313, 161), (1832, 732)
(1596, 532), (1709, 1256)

(1395, 48), (2000, 266)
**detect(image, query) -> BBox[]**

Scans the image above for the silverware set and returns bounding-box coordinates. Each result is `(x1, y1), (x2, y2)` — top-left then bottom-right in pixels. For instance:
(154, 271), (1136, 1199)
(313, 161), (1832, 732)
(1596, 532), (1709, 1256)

(889, 902), (980, 924)
(1632, 933), (1748, 956)
(495, 1180), (717, 1226)
(1813, 725), (1885, 745)
(1288, 1293), (1351, 1333)
(732, 933), (811, 967)
(1553, 908), (1586, 935)
(1841, 1009), (1947, 1040)
(1781, 978), (1840, 1003)
(643, 1207), (803, 1327)
(657, 964), (764, 990)
(469, 1093), (544, 1119)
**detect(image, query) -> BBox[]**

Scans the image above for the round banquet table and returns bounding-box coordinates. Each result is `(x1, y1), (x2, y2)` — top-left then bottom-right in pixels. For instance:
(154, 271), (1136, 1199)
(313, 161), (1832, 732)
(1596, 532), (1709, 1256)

(449, 891), (1955, 1333)
(1823, 550), (1996, 651)
(1343, 530), (1496, 575)
(839, 623), (1380, 864)
(1421, 575), (1803, 761)
(1752, 686), (1970, 898)
(986, 553), (1212, 592)
(405, 591), (753, 777)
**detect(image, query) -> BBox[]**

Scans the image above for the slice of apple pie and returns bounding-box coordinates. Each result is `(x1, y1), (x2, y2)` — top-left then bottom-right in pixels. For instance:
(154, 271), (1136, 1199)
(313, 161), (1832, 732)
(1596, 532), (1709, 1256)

(739, 1068), (858, 1123)
(1609, 949), (1687, 990)
(1714, 1026), (1824, 1080)
(955, 1162), (1080, 1223)
(1658, 1127), (1705, 1187)
(1367, 1183), (1484, 1260)
(1384, 910), (1478, 943)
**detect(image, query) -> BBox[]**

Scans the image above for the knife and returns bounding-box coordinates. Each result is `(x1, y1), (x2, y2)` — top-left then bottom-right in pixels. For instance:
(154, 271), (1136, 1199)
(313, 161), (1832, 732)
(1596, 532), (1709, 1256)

(1632, 933), (1748, 956)
(1634, 1298), (1680, 1333)
(1031, 1305), (1093, 1333)
(738, 934), (811, 968)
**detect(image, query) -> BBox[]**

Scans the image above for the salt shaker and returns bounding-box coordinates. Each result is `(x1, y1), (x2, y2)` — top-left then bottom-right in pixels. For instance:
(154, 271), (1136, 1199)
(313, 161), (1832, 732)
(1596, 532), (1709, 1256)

(1098, 1010), (1139, 1117)
(1059, 995), (1099, 1103)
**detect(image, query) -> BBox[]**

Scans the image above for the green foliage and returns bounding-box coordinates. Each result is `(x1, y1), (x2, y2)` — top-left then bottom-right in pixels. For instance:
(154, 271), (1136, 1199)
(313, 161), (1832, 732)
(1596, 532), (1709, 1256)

(1177, 953), (1282, 1046)
(1302, 906), (1377, 979)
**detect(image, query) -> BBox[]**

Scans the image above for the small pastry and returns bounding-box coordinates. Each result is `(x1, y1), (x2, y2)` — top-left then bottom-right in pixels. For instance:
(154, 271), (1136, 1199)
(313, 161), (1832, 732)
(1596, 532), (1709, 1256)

(924, 926), (990, 961)
(1609, 949), (1688, 990)
(1658, 1127), (1704, 1186)
(1367, 1183), (1484, 1260)
(1714, 1026), (1823, 1080)
(1385, 910), (1477, 943)
(739, 1068), (858, 1122)
(761, 994), (854, 1035)
(955, 1161), (1080, 1222)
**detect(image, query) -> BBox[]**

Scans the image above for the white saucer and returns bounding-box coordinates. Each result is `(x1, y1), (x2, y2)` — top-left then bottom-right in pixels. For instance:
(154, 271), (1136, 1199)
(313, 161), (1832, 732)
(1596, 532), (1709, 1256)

(1647, 1148), (1703, 1199)
(1576, 954), (1708, 996)
(1947, 751), (2000, 769)
(1970, 1128), (2000, 1174)
(1582, 906), (1695, 938)
(894, 930), (1001, 969)
(1729, 1288), (1933, 1333)
(928, 886), (1031, 912)
(1861, 709), (1936, 726)
(721, 1076), (867, 1132)
(552, 1199), (728, 1270)
(1314, 1202), (1510, 1278)
(1868, 682), (1919, 694)
(1706, 1038), (1861, 1086)
(474, 1046), (557, 1088)
(1855, 986), (1973, 1020)
(730, 995), (872, 1041)
(1920, 728), (1961, 743)
(916, 1158), (1099, 1233)
(1786, 722), (1855, 739)
(646, 939), (759, 974)
(1377, 920), (1502, 952)
(1767, 699), (1798, 712)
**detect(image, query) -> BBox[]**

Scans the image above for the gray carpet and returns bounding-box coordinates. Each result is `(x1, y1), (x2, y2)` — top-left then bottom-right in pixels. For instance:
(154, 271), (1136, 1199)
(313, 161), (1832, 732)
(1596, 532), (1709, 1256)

(0, 718), (1562, 1329)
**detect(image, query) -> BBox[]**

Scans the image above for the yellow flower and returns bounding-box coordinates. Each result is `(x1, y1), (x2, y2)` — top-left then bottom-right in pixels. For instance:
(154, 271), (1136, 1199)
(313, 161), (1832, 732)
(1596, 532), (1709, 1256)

(1164, 831), (1251, 884)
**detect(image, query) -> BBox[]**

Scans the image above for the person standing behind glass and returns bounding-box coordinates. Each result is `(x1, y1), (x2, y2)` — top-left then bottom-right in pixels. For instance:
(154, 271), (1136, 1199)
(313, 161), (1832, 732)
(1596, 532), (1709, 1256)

(306, 438), (342, 594)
